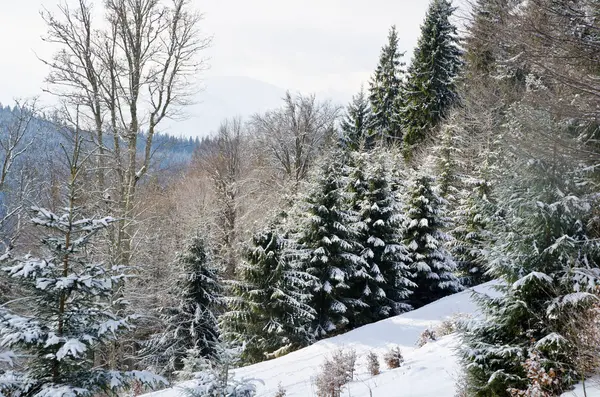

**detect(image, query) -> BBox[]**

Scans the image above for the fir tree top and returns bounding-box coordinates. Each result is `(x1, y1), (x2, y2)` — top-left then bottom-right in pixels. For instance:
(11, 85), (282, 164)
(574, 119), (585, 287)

(402, 0), (462, 152)
(369, 25), (406, 143)
(340, 86), (373, 151)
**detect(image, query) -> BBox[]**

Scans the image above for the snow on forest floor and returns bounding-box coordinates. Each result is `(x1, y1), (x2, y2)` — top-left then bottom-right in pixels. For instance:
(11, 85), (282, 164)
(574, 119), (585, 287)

(142, 281), (599, 397)
(144, 281), (500, 397)
(563, 380), (600, 397)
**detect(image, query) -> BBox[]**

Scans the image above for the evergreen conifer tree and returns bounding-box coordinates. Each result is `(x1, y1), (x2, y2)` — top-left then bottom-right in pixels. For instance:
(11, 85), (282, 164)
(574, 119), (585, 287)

(368, 25), (405, 144)
(221, 224), (315, 363)
(460, 161), (600, 396)
(147, 234), (222, 376)
(0, 133), (164, 396)
(403, 173), (461, 308)
(294, 158), (366, 338)
(401, 0), (462, 155)
(346, 152), (414, 326)
(449, 178), (492, 288)
(434, 124), (461, 200)
(340, 86), (374, 151)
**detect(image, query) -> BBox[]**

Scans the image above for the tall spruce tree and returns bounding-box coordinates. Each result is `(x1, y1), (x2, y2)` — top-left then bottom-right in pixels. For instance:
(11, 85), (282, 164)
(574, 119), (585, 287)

(221, 224), (315, 364)
(401, 0), (462, 155)
(340, 86), (374, 151)
(294, 157), (366, 338)
(147, 234), (222, 376)
(346, 152), (414, 326)
(460, 160), (600, 396)
(368, 25), (405, 144)
(0, 132), (164, 396)
(403, 173), (461, 308)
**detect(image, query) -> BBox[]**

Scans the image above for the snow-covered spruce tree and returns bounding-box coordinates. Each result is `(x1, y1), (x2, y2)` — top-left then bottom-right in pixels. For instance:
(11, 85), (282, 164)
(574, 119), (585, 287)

(0, 132), (165, 396)
(340, 86), (374, 151)
(433, 123), (462, 201)
(146, 234), (222, 376)
(368, 25), (405, 144)
(449, 177), (492, 288)
(401, 0), (462, 156)
(460, 160), (600, 396)
(293, 156), (366, 338)
(346, 152), (414, 326)
(220, 223), (315, 364)
(402, 173), (460, 308)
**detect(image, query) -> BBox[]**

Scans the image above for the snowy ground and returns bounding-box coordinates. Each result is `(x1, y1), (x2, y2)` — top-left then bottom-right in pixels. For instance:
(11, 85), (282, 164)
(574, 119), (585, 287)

(562, 380), (600, 397)
(142, 281), (598, 397)
(144, 282), (499, 397)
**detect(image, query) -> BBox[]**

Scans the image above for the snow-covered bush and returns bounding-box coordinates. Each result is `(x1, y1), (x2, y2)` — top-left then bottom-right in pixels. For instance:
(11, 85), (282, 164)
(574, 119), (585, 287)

(435, 313), (472, 337)
(383, 346), (404, 369)
(274, 382), (287, 397)
(416, 329), (437, 347)
(314, 348), (357, 397)
(366, 351), (380, 376)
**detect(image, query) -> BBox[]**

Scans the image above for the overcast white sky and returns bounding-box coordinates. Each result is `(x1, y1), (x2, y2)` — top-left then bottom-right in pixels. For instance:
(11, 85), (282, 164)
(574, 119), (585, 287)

(0, 0), (444, 136)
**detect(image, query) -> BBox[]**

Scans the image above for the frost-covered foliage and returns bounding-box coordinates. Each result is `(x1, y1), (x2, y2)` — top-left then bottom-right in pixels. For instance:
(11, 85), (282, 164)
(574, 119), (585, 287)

(292, 157), (366, 338)
(449, 176), (493, 288)
(221, 224), (315, 363)
(434, 124), (462, 199)
(435, 313), (472, 338)
(314, 348), (357, 397)
(346, 151), (414, 326)
(416, 329), (438, 348)
(402, 174), (461, 308)
(179, 343), (259, 397)
(340, 86), (374, 151)
(383, 346), (404, 369)
(401, 0), (462, 154)
(368, 25), (405, 144)
(145, 234), (222, 377)
(366, 351), (380, 376)
(507, 351), (558, 397)
(0, 207), (166, 396)
(460, 159), (600, 396)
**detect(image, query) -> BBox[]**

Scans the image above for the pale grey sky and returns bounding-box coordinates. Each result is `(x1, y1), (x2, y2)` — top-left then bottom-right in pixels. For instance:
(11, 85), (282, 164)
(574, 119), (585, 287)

(0, 0), (437, 136)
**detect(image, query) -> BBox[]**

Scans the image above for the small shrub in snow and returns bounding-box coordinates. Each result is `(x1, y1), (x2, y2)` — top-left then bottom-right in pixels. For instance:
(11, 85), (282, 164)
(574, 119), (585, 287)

(416, 328), (437, 347)
(366, 351), (380, 376)
(435, 313), (472, 337)
(274, 382), (287, 397)
(314, 348), (357, 397)
(383, 346), (404, 369)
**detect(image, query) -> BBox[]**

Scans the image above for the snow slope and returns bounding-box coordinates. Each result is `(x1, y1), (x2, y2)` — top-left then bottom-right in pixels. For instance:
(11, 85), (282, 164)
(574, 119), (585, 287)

(144, 282), (499, 397)
(563, 380), (600, 397)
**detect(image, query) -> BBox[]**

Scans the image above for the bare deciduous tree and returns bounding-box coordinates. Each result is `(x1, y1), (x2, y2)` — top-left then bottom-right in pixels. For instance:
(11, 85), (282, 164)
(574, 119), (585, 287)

(200, 118), (245, 277)
(0, 100), (38, 193)
(41, 0), (210, 266)
(251, 92), (340, 186)
(0, 100), (39, 252)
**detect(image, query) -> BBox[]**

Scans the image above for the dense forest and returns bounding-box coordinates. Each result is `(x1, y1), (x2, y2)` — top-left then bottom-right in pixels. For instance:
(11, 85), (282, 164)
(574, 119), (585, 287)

(1, 0), (599, 396)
